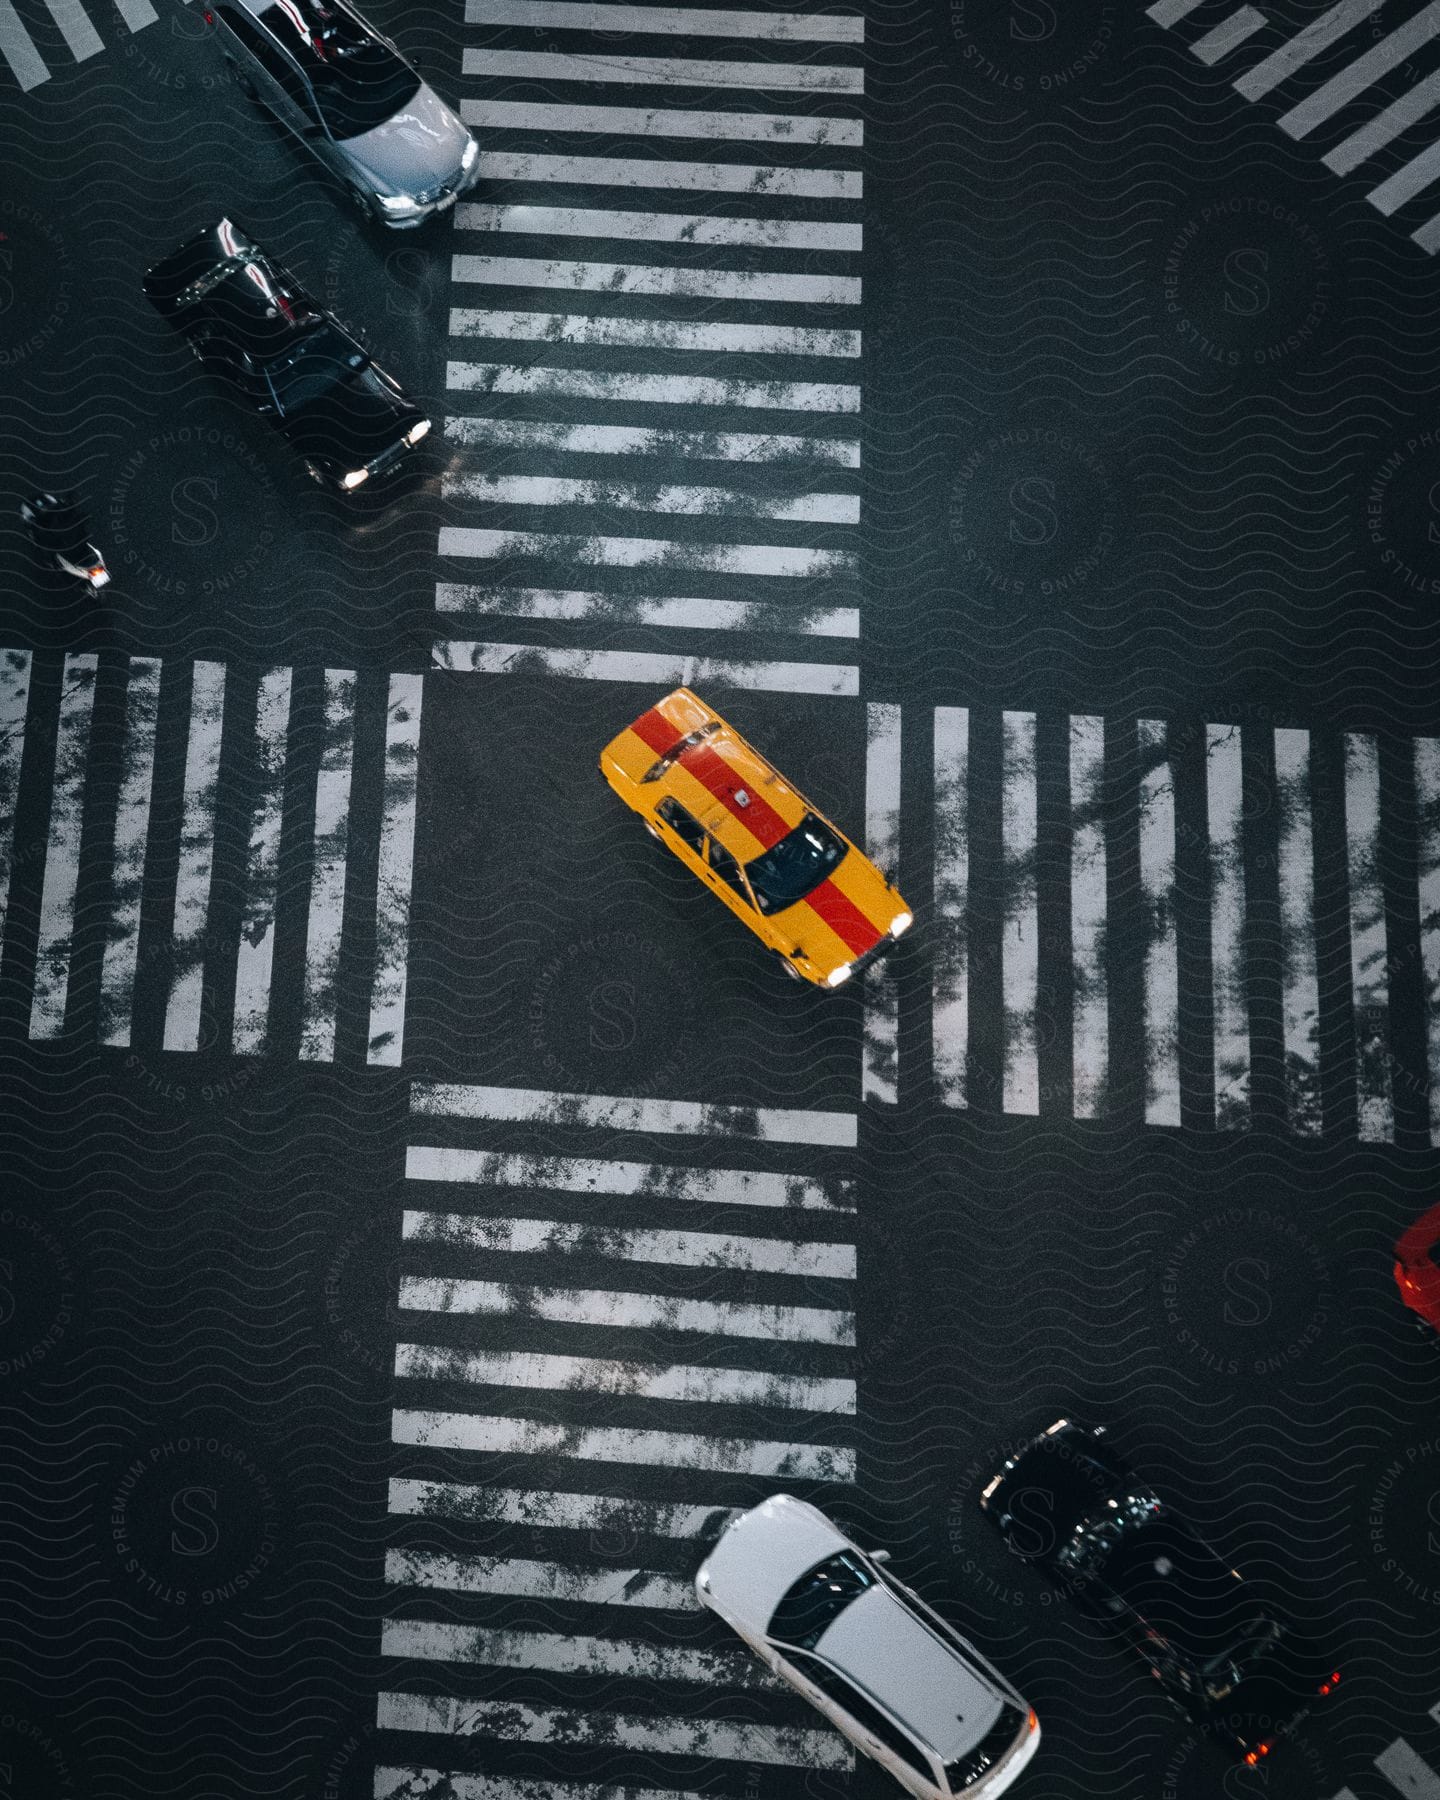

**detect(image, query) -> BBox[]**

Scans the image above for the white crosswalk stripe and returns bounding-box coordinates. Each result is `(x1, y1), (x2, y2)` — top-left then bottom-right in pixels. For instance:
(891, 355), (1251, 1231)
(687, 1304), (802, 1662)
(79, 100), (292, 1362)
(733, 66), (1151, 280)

(463, 97), (863, 144)
(473, 149), (862, 198)
(28, 653), (97, 1039)
(456, 202), (861, 251)
(1, 0), (162, 90)
(465, 0), (864, 41)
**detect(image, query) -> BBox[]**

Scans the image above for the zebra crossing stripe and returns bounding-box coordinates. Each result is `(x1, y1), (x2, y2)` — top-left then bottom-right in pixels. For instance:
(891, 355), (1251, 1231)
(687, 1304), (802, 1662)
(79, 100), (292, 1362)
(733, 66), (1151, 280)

(455, 203), (862, 252)
(474, 151), (862, 199)
(1192, 7), (1266, 64)
(432, 642), (858, 694)
(462, 98), (864, 145)
(1274, 729), (1322, 1134)
(1234, 0), (1384, 103)
(391, 1408), (856, 1478)
(434, 585), (860, 637)
(0, 0), (48, 89)
(460, 49), (863, 92)
(465, 0), (865, 41)
(441, 474), (860, 522)
(1207, 725), (1251, 1128)
(1324, 70), (1440, 175)
(0, 651), (34, 973)
(299, 669), (357, 1063)
(98, 657), (162, 1048)
(40, 0), (103, 62)
(404, 1145), (855, 1207)
(448, 311), (861, 357)
(374, 1692), (854, 1769)
(447, 363), (859, 412)
(113, 0), (158, 26)
(1279, 1), (1440, 138)
(1001, 711), (1040, 1116)
(382, 1618), (771, 1685)
(163, 661), (227, 1054)
(1416, 738), (1440, 1146)
(394, 1341), (857, 1411)
(1375, 1738), (1440, 1800)
(438, 534), (853, 578)
(932, 706), (969, 1108)
(386, 1479), (740, 1536)
(1070, 716), (1108, 1118)
(1147, 0), (1206, 23)
(385, 1547), (696, 1609)
(402, 1209), (857, 1278)
(29, 654), (98, 1039)
(379, 1769), (708, 1800)
(1139, 720), (1181, 1128)
(863, 702), (901, 1105)
(367, 673), (423, 1067)
(232, 667), (293, 1056)
(451, 256), (860, 305)
(1344, 734), (1394, 1142)
(443, 417), (860, 466)
(1370, 137), (1440, 222)
(398, 1276), (856, 1343)
(404, 1088), (850, 1153)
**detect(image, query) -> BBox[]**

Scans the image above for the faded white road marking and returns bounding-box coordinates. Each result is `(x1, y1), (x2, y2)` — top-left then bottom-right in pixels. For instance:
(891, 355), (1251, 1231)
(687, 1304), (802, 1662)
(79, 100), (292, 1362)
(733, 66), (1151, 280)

(461, 48), (864, 92)
(403, 1210), (856, 1277)
(1344, 733), (1393, 1142)
(442, 473), (860, 523)
(1325, 69), (1440, 174)
(1416, 738), (1440, 1145)
(449, 310), (861, 357)
(164, 661), (227, 1053)
(300, 670), (356, 1063)
(232, 667), (292, 1056)
(435, 584), (859, 637)
(1375, 1738), (1440, 1800)
(446, 364), (859, 413)
(465, 0), (864, 41)
(1192, 6), (1265, 64)
(387, 1480), (740, 1537)
(405, 1145), (854, 1207)
(411, 1084), (856, 1145)
(1279, 2), (1440, 137)
(29, 653), (98, 1039)
(374, 1693), (853, 1769)
(368, 673), (423, 1067)
(99, 657), (163, 1047)
(474, 149), (862, 199)
(0, 650), (34, 972)
(456, 203), (861, 252)
(1139, 720), (1180, 1127)
(1274, 728), (1321, 1134)
(395, 1342), (856, 1410)
(932, 707), (969, 1107)
(462, 98), (864, 146)
(863, 701), (901, 1105)
(451, 255), (859, 305)
(433, 641), (857, 695)
(438, 534), (854, 579)
(113, 0), (158, 27)
(39, 0), (102, 62)
(385, 1548), (695, 1609)
(0, 1), (47, 90)
(1235, 0), (1384, 102)
(1367, 138), (1440, 217)
(1001, 711), (1039, 1116)
(383, 1619), (771, 1685)
(391, 1409), (856, 1478)
(444, 416), (860, 466)
(1147, 0), (1206, 22)
(398, 1278), (854, 1344)
(1208, 724), (1250, 1128)
(1070, 715), (1107, 1118)
(379, 1767), (715, 1800)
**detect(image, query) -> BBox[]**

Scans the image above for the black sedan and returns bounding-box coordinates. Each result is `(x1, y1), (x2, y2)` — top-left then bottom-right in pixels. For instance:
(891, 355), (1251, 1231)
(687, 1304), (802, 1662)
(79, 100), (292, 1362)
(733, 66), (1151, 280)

(142, 218), (431, 494)
(978, 1419), (1339, 1763)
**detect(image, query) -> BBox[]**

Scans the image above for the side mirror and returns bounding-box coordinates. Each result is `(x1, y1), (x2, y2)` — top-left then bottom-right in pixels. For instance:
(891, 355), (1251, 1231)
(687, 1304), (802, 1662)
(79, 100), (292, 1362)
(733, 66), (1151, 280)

(870, 1549), (891, 1564)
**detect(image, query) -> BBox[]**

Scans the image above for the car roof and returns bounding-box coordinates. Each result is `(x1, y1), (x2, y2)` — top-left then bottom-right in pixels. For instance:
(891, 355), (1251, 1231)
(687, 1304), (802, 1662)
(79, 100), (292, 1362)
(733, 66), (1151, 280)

(815, 1584), (1004, 1764)
(698, 1495), (849, 1627)
(1397, 1199), (1440, 1261)
(143, 220), (324, 355)
(661, 728), (810, 860)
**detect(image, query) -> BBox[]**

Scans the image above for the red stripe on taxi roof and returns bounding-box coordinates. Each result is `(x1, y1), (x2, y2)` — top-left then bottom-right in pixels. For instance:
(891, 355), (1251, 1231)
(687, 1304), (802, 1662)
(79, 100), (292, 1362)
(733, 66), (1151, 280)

(805, 877), (882, 958)
(678, 742), (791, 849)
(629, 706), (683, 757)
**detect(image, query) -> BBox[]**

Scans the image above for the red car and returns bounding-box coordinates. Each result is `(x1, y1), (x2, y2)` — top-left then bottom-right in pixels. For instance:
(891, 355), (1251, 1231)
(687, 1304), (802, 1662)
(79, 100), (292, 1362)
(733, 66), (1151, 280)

(1394, 1201), (1440, 1333)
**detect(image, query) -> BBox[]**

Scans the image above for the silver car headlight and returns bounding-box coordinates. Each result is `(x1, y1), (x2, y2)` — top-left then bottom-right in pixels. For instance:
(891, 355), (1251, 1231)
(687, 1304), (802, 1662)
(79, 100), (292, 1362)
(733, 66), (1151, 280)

(461, 135), (479, 171)
(377, 192), (424, 217)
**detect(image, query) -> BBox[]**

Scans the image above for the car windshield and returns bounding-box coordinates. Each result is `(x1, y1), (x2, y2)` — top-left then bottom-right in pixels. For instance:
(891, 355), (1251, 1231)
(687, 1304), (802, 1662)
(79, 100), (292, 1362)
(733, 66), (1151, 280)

(944, 1703), (1023, 1793)
(767, 1550), (875, 1650)
(260, 3), (421, 138)
(745, 813), (847, 915)
(264, 325), (367, 414)
(1095, 1516), (1254, 1662)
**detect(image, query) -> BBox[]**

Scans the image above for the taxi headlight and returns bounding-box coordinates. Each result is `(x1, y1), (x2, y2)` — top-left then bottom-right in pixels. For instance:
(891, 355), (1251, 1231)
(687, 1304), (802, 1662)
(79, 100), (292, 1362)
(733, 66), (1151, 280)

(826, 964), (853, 988)
(890, 910), (913, 937)
(341, 467), (370, 490)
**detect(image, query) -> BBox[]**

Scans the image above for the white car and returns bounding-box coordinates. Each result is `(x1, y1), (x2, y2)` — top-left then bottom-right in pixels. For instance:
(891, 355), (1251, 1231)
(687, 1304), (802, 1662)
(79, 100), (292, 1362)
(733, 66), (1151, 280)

(695, 1495), (1040, 1800)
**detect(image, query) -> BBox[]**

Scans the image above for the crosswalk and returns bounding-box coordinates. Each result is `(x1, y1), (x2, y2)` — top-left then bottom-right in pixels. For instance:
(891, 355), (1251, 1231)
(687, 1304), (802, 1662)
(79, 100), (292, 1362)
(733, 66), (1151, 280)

(1148, 0), (1440, 254)
(0, 0), (159, 91)
(375, 1079), (859, 1798)
(0, 648), (421, 1065)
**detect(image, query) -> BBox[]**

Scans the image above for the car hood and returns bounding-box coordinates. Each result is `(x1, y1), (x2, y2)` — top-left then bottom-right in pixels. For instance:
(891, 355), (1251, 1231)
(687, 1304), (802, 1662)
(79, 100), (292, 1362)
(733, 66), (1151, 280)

(697, 1495), (848, 1632)
(280, 363), (423, 468)
(341, 83), (471, 195)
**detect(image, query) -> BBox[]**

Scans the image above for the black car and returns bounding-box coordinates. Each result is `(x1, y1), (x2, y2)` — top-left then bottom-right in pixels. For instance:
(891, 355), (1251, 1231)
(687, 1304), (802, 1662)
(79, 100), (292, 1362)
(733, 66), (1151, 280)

(979, 1420), (1339, 1763)
(142, 218), (431, 493)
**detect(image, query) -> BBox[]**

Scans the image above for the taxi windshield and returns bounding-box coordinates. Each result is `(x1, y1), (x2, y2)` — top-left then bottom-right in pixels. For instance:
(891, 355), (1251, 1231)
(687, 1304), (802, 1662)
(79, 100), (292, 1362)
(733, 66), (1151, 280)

(746, 814), (847, 915)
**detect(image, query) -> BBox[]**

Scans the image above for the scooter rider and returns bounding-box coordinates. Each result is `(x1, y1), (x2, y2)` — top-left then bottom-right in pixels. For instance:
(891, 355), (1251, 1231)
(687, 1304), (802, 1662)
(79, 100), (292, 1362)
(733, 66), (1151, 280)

(20, 490), (110, 589)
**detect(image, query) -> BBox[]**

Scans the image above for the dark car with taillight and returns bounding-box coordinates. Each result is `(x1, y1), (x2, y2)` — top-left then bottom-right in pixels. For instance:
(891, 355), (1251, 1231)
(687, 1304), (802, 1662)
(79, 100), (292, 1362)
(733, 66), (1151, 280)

(142, 217), (431, 494)
(979, 1419), (1338, 1763)
(1395, 1200), (1440, 1335)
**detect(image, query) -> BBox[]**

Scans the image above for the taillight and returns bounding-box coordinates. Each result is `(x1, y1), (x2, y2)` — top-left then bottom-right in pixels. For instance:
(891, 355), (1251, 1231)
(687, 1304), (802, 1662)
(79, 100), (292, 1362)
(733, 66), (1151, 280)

(203, 8), (213, 19)
(1319, 1669), (1341, 1695)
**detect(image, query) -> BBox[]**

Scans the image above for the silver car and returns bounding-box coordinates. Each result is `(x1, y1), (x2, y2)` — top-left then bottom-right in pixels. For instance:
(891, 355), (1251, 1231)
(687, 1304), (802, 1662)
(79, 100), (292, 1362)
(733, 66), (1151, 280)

(696, 1496), (1041, 1800)
(207, 0), (479, 226)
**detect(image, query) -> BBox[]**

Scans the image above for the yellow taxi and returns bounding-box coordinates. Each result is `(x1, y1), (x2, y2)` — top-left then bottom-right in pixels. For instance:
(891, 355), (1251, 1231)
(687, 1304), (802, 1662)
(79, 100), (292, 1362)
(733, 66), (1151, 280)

(600, 688), (913, 988)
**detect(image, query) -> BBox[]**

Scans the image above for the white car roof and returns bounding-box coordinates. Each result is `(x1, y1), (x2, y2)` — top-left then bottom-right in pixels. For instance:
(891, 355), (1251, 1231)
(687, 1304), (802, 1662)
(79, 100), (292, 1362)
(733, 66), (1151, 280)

(698, 1495), (847, 1627)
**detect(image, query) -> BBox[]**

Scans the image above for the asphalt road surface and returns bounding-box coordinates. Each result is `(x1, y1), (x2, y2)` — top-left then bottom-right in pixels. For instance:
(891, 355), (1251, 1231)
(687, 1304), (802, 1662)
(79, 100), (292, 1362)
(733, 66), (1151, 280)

(3, 1), (1440, 1798)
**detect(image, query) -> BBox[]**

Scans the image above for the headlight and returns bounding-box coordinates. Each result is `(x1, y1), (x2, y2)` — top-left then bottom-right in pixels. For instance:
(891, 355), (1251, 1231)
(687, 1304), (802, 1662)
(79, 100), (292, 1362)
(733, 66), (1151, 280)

(340, 467), (370, 490)
(405, 418), (432, 446)
(377, 192), (424, 217)
(890, 910), (913, 937)
(825, 964), (853, 988)
(461, 135), (479, 171)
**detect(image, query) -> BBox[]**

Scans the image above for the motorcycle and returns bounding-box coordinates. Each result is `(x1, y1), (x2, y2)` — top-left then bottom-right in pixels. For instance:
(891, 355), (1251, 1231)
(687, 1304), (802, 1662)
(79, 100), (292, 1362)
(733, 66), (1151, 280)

(20, 492), (111, 592)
